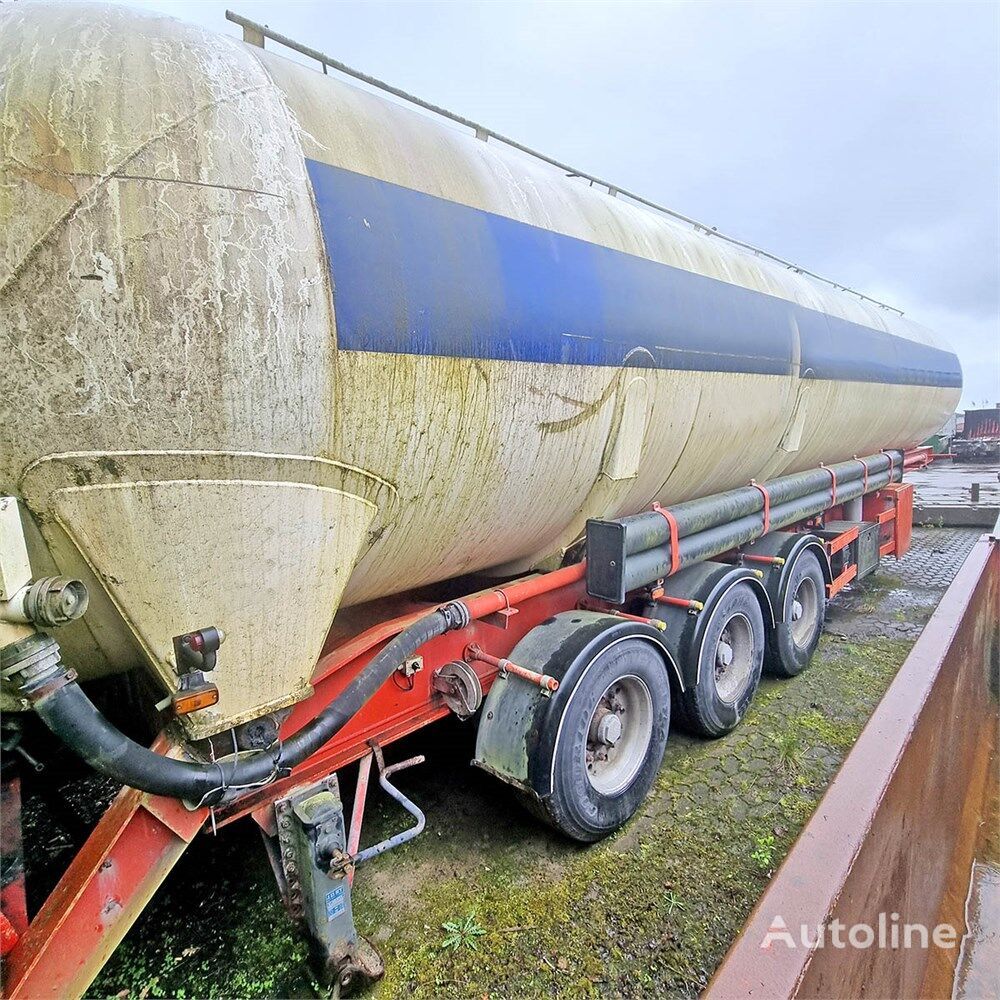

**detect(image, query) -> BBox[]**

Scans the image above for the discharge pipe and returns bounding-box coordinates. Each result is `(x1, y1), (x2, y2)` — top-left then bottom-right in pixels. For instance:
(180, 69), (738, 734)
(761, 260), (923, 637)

(586, 450), (902, 601)
(617, 450), (900, 555)
(0, 563), (590, 807)
(0, 601), (470, 807)
(616, 468), (896, 592)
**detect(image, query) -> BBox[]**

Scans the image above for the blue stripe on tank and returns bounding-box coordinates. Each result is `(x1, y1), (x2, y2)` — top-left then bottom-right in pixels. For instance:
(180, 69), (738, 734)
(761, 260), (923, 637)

(305, 159), (962, 388)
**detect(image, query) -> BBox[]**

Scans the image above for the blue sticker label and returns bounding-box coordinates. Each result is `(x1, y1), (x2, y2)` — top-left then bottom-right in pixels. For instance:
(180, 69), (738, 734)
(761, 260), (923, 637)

(325, 885), (347, 921)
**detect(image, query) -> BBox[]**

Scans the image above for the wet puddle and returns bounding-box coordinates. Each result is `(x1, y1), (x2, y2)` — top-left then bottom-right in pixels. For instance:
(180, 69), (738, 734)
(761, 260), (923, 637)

(953, 767), (1000, 1000)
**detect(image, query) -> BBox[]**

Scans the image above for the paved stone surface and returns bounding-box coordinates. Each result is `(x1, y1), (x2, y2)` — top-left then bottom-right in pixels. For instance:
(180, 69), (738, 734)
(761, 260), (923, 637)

(907, 460), (999, 507)
(829, 526), (980, 641)
(895, 526), (982, 587)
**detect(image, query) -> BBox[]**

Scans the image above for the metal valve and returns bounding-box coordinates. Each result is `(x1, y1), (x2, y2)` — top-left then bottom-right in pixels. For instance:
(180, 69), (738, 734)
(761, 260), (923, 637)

(0, 577), (89, 628)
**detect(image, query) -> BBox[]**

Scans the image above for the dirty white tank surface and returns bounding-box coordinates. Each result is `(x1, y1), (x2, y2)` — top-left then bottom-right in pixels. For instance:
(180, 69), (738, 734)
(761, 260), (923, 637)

(0, 3), (961, 736)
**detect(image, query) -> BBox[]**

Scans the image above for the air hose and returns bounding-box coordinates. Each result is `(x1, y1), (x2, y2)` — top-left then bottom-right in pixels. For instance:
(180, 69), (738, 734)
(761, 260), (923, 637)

(0, 601), (469, 807)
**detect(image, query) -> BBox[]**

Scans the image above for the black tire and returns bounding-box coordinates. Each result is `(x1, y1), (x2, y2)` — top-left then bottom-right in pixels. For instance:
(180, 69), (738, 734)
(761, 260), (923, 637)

(678, 581), (764, 738)
(766, 550), (826, 678)
(539, 638), (670, 842)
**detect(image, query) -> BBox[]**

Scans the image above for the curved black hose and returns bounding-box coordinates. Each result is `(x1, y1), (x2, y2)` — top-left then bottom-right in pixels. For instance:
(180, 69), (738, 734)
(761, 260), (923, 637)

(30, 606), (459, 806)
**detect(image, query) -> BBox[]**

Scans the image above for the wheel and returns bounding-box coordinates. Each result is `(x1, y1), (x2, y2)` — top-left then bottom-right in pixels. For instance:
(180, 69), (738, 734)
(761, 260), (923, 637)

(766, 550), (826, 678)
(677, 580), (765, 737)
(541, 637), (670, 842)
(474, 614), (673, 843)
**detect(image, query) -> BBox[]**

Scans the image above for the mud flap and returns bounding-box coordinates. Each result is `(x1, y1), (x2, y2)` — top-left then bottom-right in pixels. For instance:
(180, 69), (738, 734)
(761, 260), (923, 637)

(473, 611), (675, 801)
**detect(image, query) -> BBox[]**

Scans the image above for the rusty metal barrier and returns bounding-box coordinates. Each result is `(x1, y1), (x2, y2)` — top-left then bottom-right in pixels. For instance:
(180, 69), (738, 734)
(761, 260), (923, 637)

(706, 523), (999, 999)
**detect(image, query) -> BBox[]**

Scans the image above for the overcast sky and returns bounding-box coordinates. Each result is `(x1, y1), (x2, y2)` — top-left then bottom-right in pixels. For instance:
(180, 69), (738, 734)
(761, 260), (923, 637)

(116, 0), (999, 410)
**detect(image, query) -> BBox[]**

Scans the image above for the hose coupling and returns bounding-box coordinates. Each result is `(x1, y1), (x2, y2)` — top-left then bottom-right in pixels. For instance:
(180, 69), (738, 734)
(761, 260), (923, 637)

(438, 600), (470, 631)
(0, 633), (74, 701)
(1, 577), (89, 627)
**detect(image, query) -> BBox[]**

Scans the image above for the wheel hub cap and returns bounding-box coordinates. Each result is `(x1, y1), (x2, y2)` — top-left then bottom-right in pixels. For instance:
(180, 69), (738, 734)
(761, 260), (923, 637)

(713, 614), (754, 705)
(596, 712), (623, 746)
(790, 573), (819, 648)
(716, 639), (734, 668)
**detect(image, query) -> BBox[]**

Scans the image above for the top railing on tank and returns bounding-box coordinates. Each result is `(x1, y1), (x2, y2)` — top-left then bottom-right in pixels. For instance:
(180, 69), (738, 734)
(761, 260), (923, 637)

(225, 10), (904, 317)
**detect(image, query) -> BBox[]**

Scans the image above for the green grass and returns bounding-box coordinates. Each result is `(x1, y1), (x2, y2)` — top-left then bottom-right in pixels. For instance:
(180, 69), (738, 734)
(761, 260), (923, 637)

(91, 632), (914, 1000)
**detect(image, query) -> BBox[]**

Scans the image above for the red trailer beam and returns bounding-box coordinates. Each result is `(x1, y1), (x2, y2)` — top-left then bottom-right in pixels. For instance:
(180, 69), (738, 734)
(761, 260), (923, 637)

(0, 775), (27, 944)
(3, 773), (206, 1000)
(215, 565), (588, 825)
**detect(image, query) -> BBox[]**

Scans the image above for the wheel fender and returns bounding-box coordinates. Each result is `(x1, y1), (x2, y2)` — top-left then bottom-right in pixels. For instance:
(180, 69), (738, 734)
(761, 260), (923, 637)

(473, 611), (676, 801)
(642, 562), (773, 690)
(742, 532), (830, 623)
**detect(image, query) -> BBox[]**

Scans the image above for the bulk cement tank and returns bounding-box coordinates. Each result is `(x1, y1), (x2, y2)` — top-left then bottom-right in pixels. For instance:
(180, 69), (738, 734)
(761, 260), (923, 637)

(0, 2), (961, 737)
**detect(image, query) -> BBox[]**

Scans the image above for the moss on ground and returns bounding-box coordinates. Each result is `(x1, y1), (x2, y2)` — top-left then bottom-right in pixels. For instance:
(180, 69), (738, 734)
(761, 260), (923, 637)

(93, 527), (984, 1000)
(92, 635), (912, 1000)
(90, 830), (312, 999)
(366, 636), (911, 999)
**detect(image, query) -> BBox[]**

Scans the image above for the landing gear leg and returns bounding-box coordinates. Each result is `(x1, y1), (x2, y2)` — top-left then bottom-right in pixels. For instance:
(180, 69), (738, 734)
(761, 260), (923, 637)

(256, 774), (383, 995)
(254, 746), (425, 995)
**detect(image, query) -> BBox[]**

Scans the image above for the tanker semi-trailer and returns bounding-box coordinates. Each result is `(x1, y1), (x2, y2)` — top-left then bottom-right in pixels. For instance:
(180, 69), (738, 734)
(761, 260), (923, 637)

(0, 3), (962, 995)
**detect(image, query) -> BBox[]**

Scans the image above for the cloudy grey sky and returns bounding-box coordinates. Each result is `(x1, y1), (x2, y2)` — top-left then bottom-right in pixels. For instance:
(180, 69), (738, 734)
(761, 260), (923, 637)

(118, 0), (999, 409)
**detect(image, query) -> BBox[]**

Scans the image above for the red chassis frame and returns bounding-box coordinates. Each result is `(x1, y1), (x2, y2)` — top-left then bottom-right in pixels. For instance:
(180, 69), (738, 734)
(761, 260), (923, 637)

(1, 471), (917, 999)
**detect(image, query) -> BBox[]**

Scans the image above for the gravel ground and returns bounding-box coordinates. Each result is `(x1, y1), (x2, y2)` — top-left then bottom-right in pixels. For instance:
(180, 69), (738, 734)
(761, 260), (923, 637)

(18, 527), (980, 999)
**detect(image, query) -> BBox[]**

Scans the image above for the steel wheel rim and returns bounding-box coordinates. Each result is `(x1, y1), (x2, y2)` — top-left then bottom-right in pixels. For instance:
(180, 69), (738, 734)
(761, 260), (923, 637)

(585, 674), (653, 795)
(714, 612), (754, 704)
(790, 575), (819, 648)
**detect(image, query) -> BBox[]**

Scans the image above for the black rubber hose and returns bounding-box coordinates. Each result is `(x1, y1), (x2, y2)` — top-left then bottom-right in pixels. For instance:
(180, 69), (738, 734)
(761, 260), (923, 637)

(28, 606), (458, 806)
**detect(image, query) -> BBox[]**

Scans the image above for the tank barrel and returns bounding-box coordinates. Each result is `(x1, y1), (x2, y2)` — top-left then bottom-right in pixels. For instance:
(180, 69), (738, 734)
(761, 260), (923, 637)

(0, 1), (960, 739)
